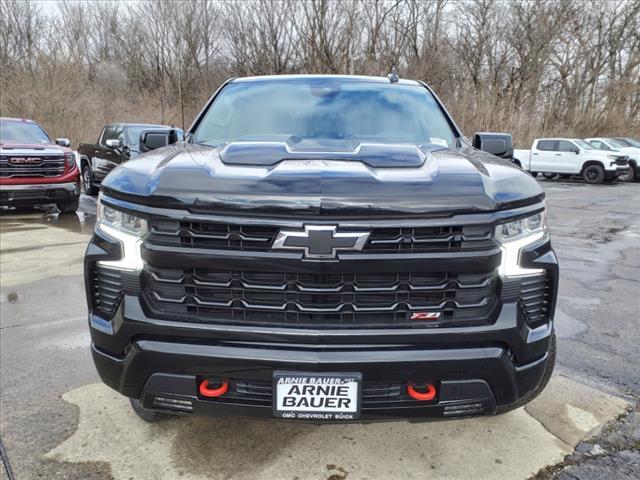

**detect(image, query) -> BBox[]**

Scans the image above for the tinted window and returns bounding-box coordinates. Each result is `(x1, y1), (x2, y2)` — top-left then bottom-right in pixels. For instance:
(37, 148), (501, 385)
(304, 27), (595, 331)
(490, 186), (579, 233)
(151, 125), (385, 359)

(537, 140), (556, 151)
(589, 140), (611, 150)
(558, 140), (577, 152)
(193, 79), (456, 149)
(0, 120), (51, 144)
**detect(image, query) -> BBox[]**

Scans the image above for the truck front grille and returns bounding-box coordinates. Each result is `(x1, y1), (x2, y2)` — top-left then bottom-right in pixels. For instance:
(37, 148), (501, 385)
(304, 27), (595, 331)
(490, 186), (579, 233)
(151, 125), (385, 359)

(0, 155), (66, 178)
(142, 266), (499, 328)
(146, 220), (494, 254)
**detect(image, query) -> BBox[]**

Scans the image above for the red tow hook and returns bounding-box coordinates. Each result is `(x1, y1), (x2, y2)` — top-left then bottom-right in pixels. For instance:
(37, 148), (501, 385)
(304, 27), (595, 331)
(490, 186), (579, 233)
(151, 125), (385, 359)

(199, 379), (229, 398)
(407, 383), (437, 401)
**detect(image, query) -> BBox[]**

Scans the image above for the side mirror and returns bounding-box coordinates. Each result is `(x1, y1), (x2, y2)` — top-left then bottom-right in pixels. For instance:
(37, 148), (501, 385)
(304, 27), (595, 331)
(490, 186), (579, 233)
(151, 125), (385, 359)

(55, 138), (70, 147)
(105, 139), (122, 149)
(139, 129), (180, 153)
(573, 149), (580, 154)
(472, 132), (514, 159)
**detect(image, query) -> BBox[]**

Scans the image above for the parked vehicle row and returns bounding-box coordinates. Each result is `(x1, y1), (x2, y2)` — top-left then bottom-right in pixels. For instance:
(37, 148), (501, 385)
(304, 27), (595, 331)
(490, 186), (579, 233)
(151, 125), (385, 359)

(2, 115), (635, 217)
(513, 137), (639, 184)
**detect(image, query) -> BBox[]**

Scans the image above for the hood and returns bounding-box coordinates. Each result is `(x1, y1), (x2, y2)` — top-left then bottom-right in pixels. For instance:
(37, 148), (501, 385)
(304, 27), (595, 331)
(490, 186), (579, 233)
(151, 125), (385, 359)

(0, 141), (73, 155)
(101, 141), (544, 216)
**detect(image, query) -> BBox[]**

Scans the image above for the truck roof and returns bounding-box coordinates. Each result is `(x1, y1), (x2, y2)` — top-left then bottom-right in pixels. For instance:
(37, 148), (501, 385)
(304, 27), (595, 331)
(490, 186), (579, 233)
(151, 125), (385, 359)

(230, 74), (422, 87)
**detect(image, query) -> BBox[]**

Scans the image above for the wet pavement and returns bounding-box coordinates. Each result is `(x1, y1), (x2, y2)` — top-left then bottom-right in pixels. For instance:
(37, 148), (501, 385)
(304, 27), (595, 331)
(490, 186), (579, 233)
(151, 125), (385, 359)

(0, 180), (638, 480)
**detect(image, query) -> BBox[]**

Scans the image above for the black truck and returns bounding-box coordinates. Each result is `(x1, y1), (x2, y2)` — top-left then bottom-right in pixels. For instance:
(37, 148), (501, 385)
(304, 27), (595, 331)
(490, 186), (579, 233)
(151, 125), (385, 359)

(78, 123), (182, 195)
(85, 75), (558, 423)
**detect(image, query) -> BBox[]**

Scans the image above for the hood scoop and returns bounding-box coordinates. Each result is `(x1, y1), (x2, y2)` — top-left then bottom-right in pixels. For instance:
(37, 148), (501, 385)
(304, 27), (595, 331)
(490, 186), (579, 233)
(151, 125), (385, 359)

(219, 141), (428, 168)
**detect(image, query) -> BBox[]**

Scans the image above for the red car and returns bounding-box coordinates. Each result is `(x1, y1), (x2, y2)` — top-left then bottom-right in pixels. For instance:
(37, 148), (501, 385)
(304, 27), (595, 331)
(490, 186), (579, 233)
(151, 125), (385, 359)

(0, 117), (80, 213)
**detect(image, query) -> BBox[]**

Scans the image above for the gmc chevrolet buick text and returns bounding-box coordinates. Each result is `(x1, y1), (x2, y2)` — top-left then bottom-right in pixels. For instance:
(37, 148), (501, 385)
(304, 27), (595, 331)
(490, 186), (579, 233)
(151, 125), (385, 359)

(85, 75), (558, 423)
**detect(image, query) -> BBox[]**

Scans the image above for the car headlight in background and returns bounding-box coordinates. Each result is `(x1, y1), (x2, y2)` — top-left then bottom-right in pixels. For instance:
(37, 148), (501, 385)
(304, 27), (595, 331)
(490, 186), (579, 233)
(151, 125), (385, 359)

(64, 152), (76, 170)
(496, 211), (547, 277)
(96, 194), (147, 271)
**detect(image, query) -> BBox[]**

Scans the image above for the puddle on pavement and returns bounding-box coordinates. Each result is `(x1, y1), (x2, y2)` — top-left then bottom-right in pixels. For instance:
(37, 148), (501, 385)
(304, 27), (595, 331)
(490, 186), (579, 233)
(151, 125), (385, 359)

(44, 376), (629, 480)
(0, 196), (96, 235)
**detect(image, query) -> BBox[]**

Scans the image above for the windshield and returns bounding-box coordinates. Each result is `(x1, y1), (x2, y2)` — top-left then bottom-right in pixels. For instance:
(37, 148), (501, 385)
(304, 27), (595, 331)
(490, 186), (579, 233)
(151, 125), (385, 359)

(574, 140), (593, 149)
(614, 138), (633, 147)
(607, 138), (627, 149)
(0, 120), (51, 144)
(615, 138), (640, 148)
(193, 79), (456, 149)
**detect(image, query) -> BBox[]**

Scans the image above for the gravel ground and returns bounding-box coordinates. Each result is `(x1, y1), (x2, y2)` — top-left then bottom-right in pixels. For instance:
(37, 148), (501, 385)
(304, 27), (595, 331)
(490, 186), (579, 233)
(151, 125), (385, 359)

(533, 408), (640, 480)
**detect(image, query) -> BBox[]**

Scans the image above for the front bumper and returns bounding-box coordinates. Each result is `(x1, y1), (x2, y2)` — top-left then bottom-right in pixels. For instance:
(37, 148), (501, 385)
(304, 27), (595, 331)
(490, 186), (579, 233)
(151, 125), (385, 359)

(605, 166), (630, 178)
(90, 306), (554, 422)
(0, 180), (80, 206)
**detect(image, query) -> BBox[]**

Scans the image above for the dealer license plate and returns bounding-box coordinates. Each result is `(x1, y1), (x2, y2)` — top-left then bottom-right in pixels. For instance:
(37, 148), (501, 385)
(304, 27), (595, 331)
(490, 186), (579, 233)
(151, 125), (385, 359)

(273, 371), (361, 421)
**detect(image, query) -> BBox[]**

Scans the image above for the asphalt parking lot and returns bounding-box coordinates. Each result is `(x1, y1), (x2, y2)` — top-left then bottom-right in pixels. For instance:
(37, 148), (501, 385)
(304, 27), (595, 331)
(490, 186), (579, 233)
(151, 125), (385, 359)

(1, 180), (638, 480)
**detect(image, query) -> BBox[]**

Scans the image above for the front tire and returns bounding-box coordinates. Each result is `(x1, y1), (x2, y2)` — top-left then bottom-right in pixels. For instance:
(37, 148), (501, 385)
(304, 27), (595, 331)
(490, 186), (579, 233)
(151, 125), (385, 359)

(82, 164), (99, 196)
(542, 173), (557, 180)
(57, 197), (79, 214)
(583, 165), (604, 184)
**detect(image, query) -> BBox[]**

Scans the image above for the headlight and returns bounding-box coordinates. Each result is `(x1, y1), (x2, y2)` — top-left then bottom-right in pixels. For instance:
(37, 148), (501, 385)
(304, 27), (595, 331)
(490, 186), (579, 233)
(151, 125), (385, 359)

(606, 154), (618, 160)
(96, 194), (147, 271)
(97, 198), (147, 235)
(496, 211), (547, 277)
(64, 153), (76, 169)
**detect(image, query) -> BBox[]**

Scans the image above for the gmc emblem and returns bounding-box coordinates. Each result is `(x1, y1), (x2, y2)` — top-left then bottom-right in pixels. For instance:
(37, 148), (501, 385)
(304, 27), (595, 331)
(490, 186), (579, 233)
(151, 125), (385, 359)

(9, 157), (42, 165)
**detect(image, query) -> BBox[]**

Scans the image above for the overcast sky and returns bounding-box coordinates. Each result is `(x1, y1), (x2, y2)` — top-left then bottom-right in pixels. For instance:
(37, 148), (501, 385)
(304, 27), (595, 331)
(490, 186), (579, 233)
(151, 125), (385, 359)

(36, 0), (138, 16)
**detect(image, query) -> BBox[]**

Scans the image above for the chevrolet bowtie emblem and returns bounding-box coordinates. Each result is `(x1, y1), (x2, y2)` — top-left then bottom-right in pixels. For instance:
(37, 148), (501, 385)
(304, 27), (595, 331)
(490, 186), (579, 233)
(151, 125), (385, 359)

(272, 225), (370, 259)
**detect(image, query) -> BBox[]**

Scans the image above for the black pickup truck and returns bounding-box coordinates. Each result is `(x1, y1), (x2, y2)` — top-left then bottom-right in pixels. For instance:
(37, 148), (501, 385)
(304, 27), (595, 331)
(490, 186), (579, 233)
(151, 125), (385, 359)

(85, 75), (558, 423)
(78, 123), (182, 195)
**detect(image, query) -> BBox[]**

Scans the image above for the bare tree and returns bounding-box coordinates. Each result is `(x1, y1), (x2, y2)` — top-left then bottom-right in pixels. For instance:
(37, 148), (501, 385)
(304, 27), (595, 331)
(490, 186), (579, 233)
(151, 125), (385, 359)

(0, 0), (638, 146)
